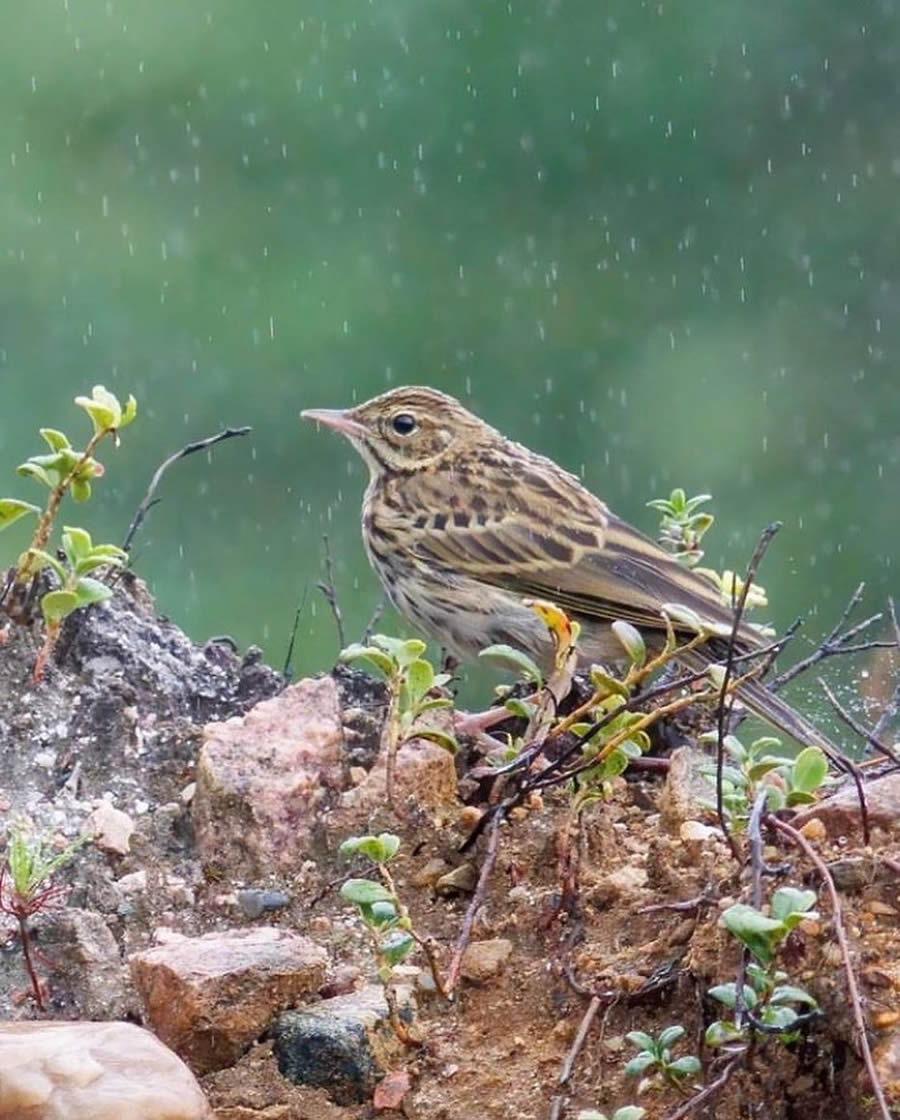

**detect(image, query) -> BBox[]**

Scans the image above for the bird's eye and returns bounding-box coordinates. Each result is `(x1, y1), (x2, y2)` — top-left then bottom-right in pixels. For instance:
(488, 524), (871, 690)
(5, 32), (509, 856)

(391, 412), (417, 436)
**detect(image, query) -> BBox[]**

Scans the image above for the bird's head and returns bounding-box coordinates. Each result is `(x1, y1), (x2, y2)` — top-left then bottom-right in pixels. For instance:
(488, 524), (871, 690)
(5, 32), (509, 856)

(302, 386), (492, 476)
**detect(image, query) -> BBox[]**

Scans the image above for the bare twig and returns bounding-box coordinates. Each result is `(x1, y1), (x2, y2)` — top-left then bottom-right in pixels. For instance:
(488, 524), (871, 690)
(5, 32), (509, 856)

(281, 588), (308, 680)
(362, 595), (386, 644)
(819, 677), (900, 767)
(872, 597), (900, 741)
(770, 583), (894, 693)
(768, 815), (890, 1120)
(445, 811), (502, 994)
(316, 534), (346, 649)
(663, 1054), (744, 1120)
(715, 522), (782, 861)
(558, 994), (602, 1087)
(122, 426), (252, 553)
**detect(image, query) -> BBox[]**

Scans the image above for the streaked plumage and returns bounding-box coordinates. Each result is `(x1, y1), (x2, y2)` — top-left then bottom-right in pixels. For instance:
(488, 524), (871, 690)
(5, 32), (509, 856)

(302, 386), (839, 753)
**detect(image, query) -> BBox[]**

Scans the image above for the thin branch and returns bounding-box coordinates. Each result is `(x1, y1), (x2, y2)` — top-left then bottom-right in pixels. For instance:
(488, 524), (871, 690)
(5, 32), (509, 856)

(664, 1054), (744, 1120)
(819, 677), (900, 767)
(715, 522), (782, 861)
(557, 994), (601, 1087)
(770, 583), (894, 693)
(362, 596), (386, 644)
(122, 426), (251, 552)
(445, 811), (502, 994)
(872, 597), (900, 741)
(316, 534), (346, 649)
(281, 588), (308, 680)
(768, 815), (891, 1120)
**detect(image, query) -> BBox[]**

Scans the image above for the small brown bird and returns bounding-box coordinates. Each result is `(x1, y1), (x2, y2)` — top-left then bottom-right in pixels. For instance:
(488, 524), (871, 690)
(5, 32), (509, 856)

(302, 386), (839, 753)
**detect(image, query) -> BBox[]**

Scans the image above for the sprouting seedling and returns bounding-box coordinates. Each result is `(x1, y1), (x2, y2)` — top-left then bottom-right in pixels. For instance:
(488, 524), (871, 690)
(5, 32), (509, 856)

(697, 734), (830, 828)
(648, 488), (715, 569)
(8, 385), (137, 581)
(624, 1025), (701, 1091)
(0, 386), (137, 678)
(706, 888), (821, 1048)
(340, 635), (457, 809)
(0, 826), (86, 1010)
(339, 833), (445, 1042)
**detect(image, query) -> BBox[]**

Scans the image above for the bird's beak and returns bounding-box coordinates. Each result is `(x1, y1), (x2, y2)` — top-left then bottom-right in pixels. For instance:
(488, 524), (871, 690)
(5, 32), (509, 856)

(300, 407), (366, 439)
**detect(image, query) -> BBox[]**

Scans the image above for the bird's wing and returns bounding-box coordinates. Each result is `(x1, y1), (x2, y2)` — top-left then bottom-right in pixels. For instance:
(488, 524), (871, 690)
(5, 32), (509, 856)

(403, 481), (762, 645)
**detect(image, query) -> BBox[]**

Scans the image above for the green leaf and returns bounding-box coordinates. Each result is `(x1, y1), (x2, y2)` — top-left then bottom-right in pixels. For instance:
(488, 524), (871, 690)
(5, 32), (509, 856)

(770, 887), (818, 922)
(70, 478), (92, 502)
(587, 668), (630, 697)
(372, 634), (426, 667)
(758, 1005), (800, 1031)
(405, 657), (434, 705)
(39, 428), (71, 452)
(667, 1056), (701, 1076)
(418, 697), (453, 713)
(611, 1109), (646, 1120)
(708, 982), (757, 1010)
(504, 697), (534, 720)
(611, 620), (646, 666)
(340, 878), (396, 906)
(17, 461), (54, 489)
(29, 549), (67, 582)
(0, 499), (40, 530)
(623, 1052), (657, 1077)
(478, 643), (543, 684)
(366, 900), (399, 928)
(73, 578), (113, 608)
(660, 602), (705, 633)
(380, 929), (414, 966)
(625, 1031), (656, 1053)
(704, 1020), (746, 1047)
(747, 759), (784, 781)
(339, 833), (399, 864)
(769, 984), (818, 1008)
(791, 746), (828, 794)
(40, 589), (79, 625)
(61, 526), (93, 563)
(412, 728), (459, 754)
(339, 643), (395, 678)
(74, 384), (124, 434)
(120, 394), (138, 427)
(721, 903), (785, 965)
(656, 1025), (685, 1049)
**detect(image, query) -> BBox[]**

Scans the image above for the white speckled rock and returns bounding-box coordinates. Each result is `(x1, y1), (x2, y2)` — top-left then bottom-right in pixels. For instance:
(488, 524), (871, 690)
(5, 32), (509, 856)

(0, 1021), (210, 1119)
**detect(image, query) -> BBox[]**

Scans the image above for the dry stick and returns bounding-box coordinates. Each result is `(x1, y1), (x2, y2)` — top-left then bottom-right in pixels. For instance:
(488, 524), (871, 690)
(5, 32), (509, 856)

(872, 596), (900, 741)
(819, 677), (900, 766)
(281, 587), (309, 679)
(361, 595), (386, 644)
(317, 533), (346, 649)
(769, 582), (894, 693)
(768, 815), (891, 1120)
(122, 426), (252, 553)
(445, 810), (502, 994)
(663, 1054), (744, 1120)
(714, 521), (782, 861)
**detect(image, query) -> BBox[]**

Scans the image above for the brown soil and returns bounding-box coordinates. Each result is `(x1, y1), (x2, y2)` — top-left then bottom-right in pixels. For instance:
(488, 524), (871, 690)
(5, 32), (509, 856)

(1, 576), (897, 1120)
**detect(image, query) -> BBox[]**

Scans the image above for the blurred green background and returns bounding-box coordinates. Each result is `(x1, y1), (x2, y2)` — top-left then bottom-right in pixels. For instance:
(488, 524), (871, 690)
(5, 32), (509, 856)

(1, 0), (897, 719)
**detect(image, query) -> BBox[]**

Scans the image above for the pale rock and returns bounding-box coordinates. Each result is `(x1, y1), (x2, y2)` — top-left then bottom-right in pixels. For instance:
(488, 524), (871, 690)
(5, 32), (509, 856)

(0, 1020), (209, 1119)
(117, 869), (148, 894)
(794, 771), (900, 837)
(193, 676), (344, 878)
(659, 747), (713, 833)
(130, 926), (328, 1074)
(459, 938), (513, 983)
(84, 800), (135, 855)
(41, 909), (131, 1020)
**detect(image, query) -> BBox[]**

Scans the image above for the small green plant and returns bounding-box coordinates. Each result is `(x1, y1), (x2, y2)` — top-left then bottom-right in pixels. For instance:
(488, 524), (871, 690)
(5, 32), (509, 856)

(0, 826), (86, 1010)
(706, 886), (820, 1047)
(340, 635), (457, 808)
(648, 488), (715, 569)
(577, 1108), (645, 1120)
(340, 832), (444, 1042)
(698, 733), (830, 828)
(624, 1025), (701, 1091)
(0, 385), (137, 679)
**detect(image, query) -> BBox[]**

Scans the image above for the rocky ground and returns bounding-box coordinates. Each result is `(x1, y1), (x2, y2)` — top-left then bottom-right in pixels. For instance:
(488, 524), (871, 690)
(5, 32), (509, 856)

(1, 573), (900, 1120)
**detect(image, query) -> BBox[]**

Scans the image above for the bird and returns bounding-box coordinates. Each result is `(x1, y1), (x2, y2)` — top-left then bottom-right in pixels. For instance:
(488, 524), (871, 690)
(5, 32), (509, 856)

(302, 385), (840, 755)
